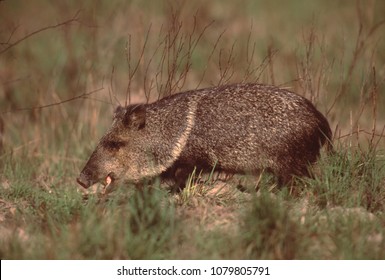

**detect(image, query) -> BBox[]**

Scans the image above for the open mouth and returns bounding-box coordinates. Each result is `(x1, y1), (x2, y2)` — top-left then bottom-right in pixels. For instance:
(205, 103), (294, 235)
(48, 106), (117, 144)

(105, 175), (113, 187)
(103, 172), (116, 192)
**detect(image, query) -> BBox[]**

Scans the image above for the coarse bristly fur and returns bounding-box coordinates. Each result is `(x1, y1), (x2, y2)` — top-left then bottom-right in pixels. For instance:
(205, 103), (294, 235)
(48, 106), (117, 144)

(77, 83), (333, 190)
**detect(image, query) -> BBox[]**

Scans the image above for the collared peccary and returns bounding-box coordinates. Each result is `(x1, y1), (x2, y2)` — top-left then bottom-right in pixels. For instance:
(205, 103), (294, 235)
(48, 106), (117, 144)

(76, 83), (332, 190)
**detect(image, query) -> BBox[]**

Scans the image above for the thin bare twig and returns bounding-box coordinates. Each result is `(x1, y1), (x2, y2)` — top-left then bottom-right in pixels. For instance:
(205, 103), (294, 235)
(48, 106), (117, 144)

(0, 25), (20, 46)
(108, 66), (120, 106)
(327, 15), (385, 115)
(0, 87), (104, 114)
(125, 24), (152, 106)
(0, 11), (81, 55)
(217, 41), (236, 86)
(336, 127), (385, 140)
(370, 66), (378, 147)
(196, 29), (225, 89)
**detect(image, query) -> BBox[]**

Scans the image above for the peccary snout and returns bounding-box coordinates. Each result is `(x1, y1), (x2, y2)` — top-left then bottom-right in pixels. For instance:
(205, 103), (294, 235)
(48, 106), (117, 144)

(77, 162), (102, 189)
(76, 173), (92, 189)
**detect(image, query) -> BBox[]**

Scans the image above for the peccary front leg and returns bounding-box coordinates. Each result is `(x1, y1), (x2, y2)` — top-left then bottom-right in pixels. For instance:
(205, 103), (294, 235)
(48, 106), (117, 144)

(161, 165), (193, 193)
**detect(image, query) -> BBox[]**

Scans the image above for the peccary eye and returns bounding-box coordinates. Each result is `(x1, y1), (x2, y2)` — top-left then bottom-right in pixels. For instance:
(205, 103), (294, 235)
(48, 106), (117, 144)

(103, 140), (126, 151)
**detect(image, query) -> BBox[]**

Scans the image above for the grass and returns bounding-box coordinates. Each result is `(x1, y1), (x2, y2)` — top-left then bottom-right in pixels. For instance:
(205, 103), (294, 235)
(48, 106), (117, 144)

(1, 0), (385, 259)
(2, 148), (384, 259)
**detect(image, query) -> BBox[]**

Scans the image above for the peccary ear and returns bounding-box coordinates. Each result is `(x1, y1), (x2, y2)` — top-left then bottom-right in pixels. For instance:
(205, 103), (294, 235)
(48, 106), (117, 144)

(113, 106), (125, 119)
(122, 104), (146, 130)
